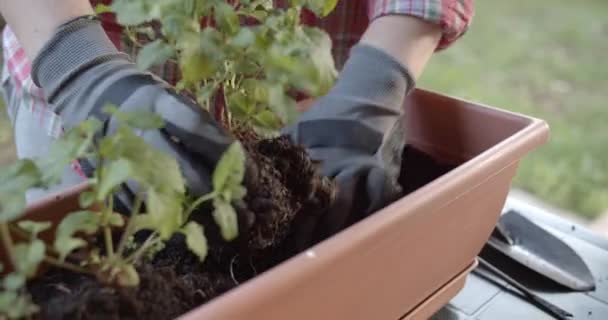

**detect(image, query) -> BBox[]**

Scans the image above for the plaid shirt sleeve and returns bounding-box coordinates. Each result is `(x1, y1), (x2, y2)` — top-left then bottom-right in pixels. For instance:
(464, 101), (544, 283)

(368, 0), (474, 50)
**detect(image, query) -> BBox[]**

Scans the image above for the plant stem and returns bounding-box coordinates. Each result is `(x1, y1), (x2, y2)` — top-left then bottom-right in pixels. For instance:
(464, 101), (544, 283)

(125, 232), (158, 264)
(116, 193), (143, 257)
(184, 192), (216, 218)
(104, 196), (115, 257)
(0, 223), (16, 267)
(43, 256), (90, 274)
(104, 227), (114, 257)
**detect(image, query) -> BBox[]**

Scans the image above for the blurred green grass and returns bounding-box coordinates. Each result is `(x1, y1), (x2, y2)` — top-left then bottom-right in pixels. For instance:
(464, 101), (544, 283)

(420, 0), (608, 219)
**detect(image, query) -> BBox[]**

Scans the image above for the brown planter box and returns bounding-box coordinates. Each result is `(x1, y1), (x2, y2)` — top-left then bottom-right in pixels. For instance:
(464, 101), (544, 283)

(6, 89), (549, 319)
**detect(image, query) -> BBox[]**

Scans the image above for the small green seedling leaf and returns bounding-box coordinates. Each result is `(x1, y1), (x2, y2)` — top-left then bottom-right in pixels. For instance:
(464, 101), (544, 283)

(229, 28), (255, 48)
(54, 211), (101, 261)
(215, 2), (240, 35)
(136, 40), (176, 71)
(0, 291), (18, 313)
(37, 119), (100, 186)
(180, 51), (215, 85)
(212, 200), (238, 241)
(303, 0), (338, 17)
(24, 120), (99, 196)
(212, 142), (246, 198)
(180, 222), (208, 262)
(79, 191), (96, 208)
(253, 110), (282, 130)
(95, 3), (112, 14)
(103, 105), (165, 130)
(111, 0), (150, 25)
(108, 212), (125, 228)
(0, 290), (38, 319)
(96, 159), (132, 201)
(0, 160), (44, 222)
(3, 273), (25, 291)
(227, 91), (252, 119)
(12, 240), (45, 277)
(17, 221), (51, 238)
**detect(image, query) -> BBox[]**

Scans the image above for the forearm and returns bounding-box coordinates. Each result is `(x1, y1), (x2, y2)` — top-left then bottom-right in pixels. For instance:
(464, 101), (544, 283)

(0, 0), (94, 60)
(360, 15), (441, 79)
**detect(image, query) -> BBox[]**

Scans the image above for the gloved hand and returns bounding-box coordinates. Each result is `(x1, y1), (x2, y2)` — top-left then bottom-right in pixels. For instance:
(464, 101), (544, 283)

(31, 16), (235, 208)
(283, 44), (415, 247)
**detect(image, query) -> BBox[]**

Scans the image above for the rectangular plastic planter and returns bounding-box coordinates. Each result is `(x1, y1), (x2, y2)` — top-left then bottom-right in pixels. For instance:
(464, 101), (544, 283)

(8, 89), (549, 319)
(180, 89), (549, 319)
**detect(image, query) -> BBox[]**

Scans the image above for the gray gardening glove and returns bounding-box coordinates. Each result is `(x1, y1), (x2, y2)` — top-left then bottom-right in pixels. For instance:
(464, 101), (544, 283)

(31, 16), (235, 207)
(284, 44), (414, 246)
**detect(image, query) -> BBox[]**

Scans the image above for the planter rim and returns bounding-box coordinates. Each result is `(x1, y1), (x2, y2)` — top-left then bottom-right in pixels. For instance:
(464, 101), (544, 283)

(401, 258), (478, 320)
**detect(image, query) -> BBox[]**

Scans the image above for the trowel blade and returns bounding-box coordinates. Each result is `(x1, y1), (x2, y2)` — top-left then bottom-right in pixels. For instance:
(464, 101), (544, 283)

(487, 210), (595, 291)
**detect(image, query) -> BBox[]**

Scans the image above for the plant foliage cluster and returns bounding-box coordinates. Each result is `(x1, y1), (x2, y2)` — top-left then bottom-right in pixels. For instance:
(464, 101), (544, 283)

(0, 1), (338, 318)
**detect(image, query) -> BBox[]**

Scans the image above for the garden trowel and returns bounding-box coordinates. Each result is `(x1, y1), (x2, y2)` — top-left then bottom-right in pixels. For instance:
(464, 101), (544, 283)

(484, 209), (595, 291)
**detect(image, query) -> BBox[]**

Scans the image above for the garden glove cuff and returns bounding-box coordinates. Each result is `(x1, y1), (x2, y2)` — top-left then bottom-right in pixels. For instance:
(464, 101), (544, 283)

(31, 16), (234, 200)
(283, 44), (414, 245)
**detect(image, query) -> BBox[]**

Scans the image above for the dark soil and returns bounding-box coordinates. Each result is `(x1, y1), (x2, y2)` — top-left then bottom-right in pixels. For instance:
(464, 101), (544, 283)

(399, 146), (457, 196)
(28, 140), (454, 320)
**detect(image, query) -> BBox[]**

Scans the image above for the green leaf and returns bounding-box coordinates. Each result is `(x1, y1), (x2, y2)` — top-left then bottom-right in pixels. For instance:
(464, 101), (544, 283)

(226, 185), (247, 202)
(229, 28), (256, 48)
(195, 82), (217, 107)
(180, 51), (216, 85)
(131, 190), (183, 239)
(253, 110), (282, 129)
(103, 105), (165, 130)
(95, 3), (112, 14)
(180, 222), (208, 261)
(97, 124), (185, 240)
(96, 159), (132, 201)
(242, 79), (269, 103)
(111, 0), (150, 25)
(227, 91), (252, 119)
(303, 27), (337, 95)
(79, 191), (96, 208)
(54, 238), (87, 263)
(0, 160), (43, 222)
(108, 212), (125, 228)
(54, 211), (101, 261)
(212, 142), (246, 198)
(212, 200), (239, 241)
(12, 240), (45, 277)
(178, 28), (223, 85)
(17, 221), (51, 238)
(99, 126), (185, 195)
(0, 291), (18, 313)
(37, 119), (100, 185)
(136, 40), (176, 71)
(3, 273), (25, 291)
(303, 0), (338, 17)
(214, 2), (240, 35)
(267, 84), (294, 123)
(0, 290), (38, 319)
(240, 9), (268, 21)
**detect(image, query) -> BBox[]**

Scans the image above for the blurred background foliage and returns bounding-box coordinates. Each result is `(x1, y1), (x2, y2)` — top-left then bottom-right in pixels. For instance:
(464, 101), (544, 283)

(420, 0), (608, 219)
